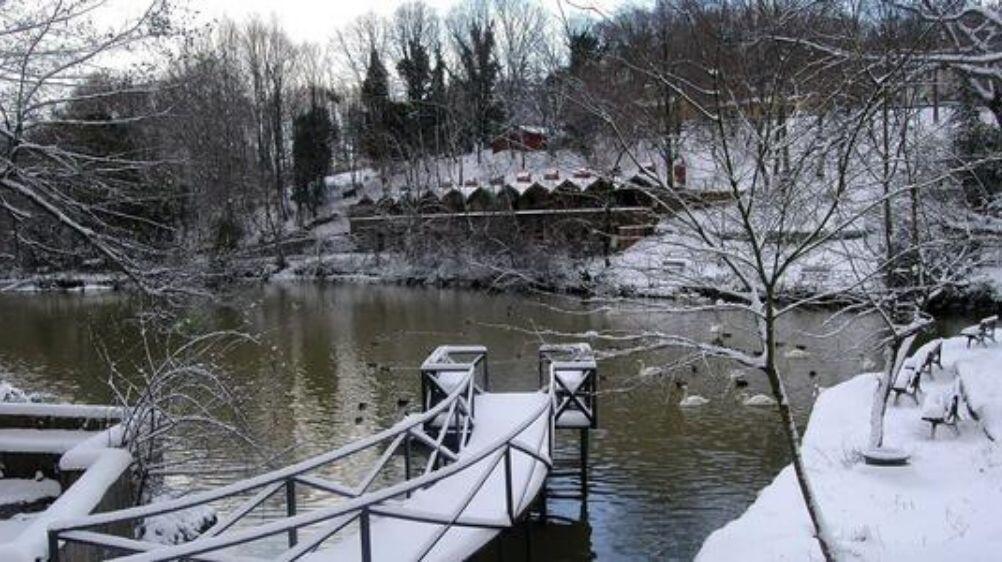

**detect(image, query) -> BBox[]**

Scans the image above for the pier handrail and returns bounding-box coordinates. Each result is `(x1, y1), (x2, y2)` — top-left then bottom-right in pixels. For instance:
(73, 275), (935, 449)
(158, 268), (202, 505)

(48, 347), (490, 561)
(50, 354), (555, 561)
(85, 393), (553, 561)
(540, 344), (598, 429)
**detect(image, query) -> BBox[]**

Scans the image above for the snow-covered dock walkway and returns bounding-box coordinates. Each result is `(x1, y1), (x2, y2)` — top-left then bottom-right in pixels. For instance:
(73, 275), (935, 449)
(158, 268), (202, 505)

(304, 392), (550, 561)
(47, 344), (598, 562)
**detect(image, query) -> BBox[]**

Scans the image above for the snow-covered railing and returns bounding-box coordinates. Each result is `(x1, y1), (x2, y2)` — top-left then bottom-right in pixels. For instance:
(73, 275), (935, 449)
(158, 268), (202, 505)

(539, 344), (598, 430)
(0, 403), (131, 562)
(47, 347), (504, 561)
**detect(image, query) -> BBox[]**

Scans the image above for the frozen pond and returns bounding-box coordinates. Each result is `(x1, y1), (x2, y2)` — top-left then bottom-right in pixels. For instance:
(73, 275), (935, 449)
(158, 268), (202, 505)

(0, 284), (961, 560)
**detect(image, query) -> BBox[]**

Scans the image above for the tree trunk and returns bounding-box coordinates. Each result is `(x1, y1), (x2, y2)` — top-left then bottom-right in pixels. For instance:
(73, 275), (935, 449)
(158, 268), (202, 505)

(868, 332), (917, 448)
(763, 302), (837, 562)
(881, 95), (893, 267)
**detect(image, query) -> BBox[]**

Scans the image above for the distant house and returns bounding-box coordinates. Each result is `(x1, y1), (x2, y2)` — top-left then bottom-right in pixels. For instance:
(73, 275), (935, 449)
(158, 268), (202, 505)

(491, 126), (548, 153)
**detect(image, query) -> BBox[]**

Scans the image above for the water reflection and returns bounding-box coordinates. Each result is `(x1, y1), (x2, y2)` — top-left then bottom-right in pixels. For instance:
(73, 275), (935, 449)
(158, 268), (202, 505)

(0, 284), (946, 560)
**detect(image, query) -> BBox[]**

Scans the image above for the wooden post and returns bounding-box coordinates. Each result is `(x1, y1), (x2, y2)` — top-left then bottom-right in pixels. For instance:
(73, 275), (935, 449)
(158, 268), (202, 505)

(285, 479), (298, 547)
(579, 429), (589, 499)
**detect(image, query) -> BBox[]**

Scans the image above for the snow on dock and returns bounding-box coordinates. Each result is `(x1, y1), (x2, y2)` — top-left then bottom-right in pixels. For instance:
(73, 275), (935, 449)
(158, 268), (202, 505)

(48, 344), (599, 562)
(305, 392), (551, 561)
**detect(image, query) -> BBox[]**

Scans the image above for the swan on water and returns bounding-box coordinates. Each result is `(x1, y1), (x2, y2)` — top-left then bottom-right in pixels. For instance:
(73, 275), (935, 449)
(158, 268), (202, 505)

(639, 362), (664, 378)
(676, 381), (710, 407)
(738, 391), (777, 407)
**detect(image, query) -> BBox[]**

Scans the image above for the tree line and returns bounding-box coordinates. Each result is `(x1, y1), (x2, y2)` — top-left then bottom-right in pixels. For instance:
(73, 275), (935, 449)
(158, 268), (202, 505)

(0, 0), (998, 287)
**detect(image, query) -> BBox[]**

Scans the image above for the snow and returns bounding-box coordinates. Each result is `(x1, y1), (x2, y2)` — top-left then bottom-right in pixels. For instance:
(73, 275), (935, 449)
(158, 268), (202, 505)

(59, 423), (126, 471)
(0, 429), (97, 454)
(0, 479), (61, 506)
(0, 448), (132, 561)
(138, 498), (217, 545)
(696, 336), (1002, 562)
(0, 382), (44, 404)
(0, 402), (123, 420)
(0, 393), (132, 560)
(303, 392), (551, 561)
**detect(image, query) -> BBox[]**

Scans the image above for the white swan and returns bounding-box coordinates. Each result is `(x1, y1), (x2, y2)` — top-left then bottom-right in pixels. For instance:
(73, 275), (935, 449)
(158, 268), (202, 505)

(639, 363), (664, 378)
(677, 383), (710, 407)
(784, 347), (810, 359)
(739, 392), (777, 407)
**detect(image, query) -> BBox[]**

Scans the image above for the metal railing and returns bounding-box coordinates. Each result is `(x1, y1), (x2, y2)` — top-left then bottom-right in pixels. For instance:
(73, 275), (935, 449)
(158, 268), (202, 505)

(48, 346), (556, 562)
(539, 344), (598, 429)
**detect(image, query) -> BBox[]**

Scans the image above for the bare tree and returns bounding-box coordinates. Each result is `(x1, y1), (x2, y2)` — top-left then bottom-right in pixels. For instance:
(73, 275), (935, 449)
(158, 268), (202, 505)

(241, 16), (300, 267)
(890, 1), (1002, 127)
(0, 0), (186, 292)
(543, 2), (993, 559)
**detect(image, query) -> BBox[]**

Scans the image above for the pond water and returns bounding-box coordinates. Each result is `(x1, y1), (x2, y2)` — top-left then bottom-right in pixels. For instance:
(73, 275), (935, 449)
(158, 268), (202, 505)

(0, 285), (966, 560)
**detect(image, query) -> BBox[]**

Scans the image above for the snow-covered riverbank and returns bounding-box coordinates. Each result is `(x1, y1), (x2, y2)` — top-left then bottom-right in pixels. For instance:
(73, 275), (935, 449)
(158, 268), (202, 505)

(696, 335), (1002, 561)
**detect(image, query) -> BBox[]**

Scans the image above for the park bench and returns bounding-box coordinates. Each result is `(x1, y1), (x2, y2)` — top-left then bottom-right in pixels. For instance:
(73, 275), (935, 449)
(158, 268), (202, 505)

(890, 340), (943, 404)
(961, 315), (997, 347)
(922, 380), (963, 438)
(889, 340), (940, 405)
(890, 363), (924, 405)
(916, 339), (943, 380)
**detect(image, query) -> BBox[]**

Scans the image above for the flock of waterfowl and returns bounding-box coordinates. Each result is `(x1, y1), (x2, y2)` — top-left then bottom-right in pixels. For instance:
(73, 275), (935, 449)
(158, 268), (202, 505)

(675, 379), (778, 409)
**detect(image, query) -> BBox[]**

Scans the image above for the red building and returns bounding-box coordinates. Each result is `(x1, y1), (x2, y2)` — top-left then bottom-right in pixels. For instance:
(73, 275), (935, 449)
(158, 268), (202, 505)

(490, 126), (548, 153)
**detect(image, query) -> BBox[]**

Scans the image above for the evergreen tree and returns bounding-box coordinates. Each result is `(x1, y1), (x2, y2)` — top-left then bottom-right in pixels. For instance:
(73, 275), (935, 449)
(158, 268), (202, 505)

(560, 27), (603, 155)
(397, 39), (433, 156)
(454, 21), (504, 155)
(397, 39), (432, 104)
(428, 48), (448, 154)
(292, 88), (334, 219)
(569, 29), (600, 75)
(360, 49), (391, 161)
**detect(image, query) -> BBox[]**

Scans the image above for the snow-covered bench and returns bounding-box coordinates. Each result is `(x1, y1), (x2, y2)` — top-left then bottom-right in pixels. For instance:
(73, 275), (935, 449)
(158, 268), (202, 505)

(890, 340), (942, 405)
(920, 376), (981, 439)
(921, 381), (962, 438)
(961, 315), (997, 348)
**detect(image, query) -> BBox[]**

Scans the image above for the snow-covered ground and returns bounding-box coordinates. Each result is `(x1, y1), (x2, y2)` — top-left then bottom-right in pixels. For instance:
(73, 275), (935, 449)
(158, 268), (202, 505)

(697, 334), (1002, 561)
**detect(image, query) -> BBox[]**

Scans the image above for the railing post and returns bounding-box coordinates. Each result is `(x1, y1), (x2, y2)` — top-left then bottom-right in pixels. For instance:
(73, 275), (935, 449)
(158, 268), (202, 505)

(538, 349), (544, 388)
(589, 367), (598, 428)
(504, 445), (514, 524)
(404, 432), (412, 498)
(48, 529), (60, 562)
(360, 508), (373, 562)
(483, 354), (490, 391)
(285, 479), (298, 547)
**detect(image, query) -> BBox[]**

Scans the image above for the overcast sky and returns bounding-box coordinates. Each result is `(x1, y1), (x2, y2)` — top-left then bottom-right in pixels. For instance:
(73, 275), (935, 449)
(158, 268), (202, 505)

(183, 0), (638, 40)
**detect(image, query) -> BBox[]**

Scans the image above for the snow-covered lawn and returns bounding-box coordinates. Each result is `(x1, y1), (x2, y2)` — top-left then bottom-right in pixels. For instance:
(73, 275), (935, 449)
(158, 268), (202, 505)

(697, 335), (1002, 562)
